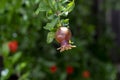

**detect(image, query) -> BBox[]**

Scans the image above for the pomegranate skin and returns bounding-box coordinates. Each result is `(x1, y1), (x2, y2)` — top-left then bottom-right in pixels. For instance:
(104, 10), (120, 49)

(55, 27), (76, 52)
(55, 27), (71, 43)
(8, 41), (18, 53)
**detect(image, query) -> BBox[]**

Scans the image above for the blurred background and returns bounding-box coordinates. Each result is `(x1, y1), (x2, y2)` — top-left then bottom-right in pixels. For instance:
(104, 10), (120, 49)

(0, 0), (120, 80)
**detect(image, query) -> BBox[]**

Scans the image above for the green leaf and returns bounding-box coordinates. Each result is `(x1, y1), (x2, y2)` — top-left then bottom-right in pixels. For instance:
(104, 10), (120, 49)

(44, 18), (58, 30)
(35, 0), (50, 15)
(18, 72), (29, 80)
(0, 0), (6, 10)
(46, 0), (55, 11)
(60, 72), (67, 80)
(47, 32), (55, 43)
(47, 14), (55, 20)
(46, 10), (54, 20)
(61, 19), (69, 24)
(2, 43), (10, 57)
(61, 0), (69, 4)
(16, 62), (27, 73)
(65, 0), (75, 13)
(11, 52), (22, 64)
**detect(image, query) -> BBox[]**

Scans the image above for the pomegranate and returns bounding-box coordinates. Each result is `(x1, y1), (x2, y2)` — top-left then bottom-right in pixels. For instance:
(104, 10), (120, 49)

(66, 66), (74, 74)
(8, 41), (18, 53)
(55, 27), (76, 52)
(82, 70), (90, 78)
(50, 65), (57, 73)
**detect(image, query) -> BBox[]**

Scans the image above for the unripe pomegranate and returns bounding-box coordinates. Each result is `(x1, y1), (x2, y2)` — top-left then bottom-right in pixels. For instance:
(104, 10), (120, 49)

(55, 27), (76, 52)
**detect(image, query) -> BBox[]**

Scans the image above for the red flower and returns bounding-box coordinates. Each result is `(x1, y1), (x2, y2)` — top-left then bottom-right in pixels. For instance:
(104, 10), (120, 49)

(66, 66), (74, 74)
(8, 41), (18, 53)
(50, 65), (57, 73)
(82, 70), (90, 78)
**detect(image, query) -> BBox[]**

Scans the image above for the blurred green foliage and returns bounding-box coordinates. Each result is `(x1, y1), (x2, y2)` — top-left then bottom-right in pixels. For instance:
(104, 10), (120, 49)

(0, 0), (117, 80)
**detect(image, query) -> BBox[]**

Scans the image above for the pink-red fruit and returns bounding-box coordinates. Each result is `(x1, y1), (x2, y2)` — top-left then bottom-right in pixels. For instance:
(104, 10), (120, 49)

(55, 27), (76, 52)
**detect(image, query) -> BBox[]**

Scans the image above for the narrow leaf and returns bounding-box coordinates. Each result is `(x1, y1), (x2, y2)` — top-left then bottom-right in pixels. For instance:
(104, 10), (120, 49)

(35, 0), (50, 15)
(2, 43), (10, 57)
(65, 0), (75, 13)
(44, 18), (58, 30)
(12, 52), (22, 64)
(47, 32), (55, 43)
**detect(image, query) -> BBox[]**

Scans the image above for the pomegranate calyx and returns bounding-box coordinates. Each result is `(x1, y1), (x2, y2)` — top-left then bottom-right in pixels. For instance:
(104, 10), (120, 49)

(57, 44), (76, 52)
